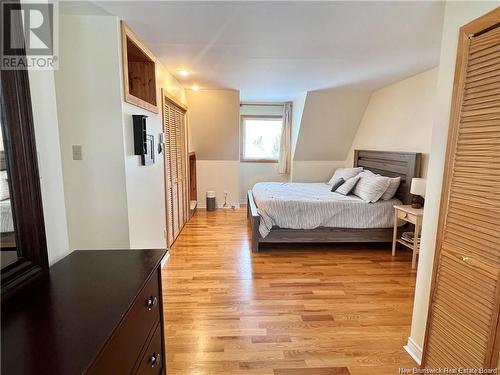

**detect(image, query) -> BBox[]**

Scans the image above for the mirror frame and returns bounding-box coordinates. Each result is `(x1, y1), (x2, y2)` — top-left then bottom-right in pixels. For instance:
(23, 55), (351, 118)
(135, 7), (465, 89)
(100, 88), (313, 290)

(0, 0), (49, 299)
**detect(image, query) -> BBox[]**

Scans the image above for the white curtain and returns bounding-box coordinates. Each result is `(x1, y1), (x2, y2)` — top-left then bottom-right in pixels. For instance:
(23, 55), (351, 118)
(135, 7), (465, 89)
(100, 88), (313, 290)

(278, 102), (292, 174)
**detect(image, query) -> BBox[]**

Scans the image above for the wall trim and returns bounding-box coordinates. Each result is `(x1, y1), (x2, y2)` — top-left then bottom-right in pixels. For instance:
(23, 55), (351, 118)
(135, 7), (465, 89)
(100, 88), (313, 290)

(198, 203), (241, 209)
(404, 337), (422, 365)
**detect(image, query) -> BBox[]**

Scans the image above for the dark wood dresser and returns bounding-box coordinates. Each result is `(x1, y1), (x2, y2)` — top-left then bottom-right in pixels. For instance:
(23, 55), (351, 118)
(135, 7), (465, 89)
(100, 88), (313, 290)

(1, 249), (168, 375)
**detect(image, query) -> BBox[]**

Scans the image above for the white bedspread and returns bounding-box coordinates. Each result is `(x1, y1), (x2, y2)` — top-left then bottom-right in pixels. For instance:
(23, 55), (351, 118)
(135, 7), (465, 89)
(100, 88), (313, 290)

(1, 199), (14, 233)
(252, 182), (401, 238)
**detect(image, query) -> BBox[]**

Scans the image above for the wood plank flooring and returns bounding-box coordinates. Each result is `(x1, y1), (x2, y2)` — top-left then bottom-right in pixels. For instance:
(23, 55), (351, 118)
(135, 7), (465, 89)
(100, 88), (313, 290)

(163, 208), (417, 375)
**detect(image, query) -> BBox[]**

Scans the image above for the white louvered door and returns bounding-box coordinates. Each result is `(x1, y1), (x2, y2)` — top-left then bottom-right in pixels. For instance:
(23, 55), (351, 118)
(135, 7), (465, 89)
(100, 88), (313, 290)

(422, 10), (500, 369)
(162, 92), (188, 247)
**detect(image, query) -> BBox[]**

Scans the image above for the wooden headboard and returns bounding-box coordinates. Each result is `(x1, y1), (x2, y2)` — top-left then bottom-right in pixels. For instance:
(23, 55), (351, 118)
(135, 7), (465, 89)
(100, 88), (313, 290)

(353, 150), (421, 204)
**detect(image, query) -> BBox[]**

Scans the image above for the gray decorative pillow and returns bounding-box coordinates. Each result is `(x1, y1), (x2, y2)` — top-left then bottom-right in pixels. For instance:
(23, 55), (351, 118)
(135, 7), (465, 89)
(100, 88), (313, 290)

(353, 174), (391, 203)
(328, 167), (363, 185)
(381, 176), (401, 200)
(335, 175), (361, 195)
(330, 177), (345, 192)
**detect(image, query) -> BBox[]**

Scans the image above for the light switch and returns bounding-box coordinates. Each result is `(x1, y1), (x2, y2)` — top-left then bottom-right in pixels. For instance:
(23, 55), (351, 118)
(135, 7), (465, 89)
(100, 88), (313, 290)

(72, 145), (82, 160)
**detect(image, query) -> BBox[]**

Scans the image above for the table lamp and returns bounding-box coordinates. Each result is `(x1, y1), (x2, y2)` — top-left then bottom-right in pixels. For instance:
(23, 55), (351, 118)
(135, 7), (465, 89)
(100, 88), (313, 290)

(410, 178), (426, 209)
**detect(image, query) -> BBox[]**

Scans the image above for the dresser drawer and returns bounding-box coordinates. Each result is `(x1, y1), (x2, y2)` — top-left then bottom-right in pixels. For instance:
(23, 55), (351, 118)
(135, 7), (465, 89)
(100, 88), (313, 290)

(87, 269), (160, 375)
(135, 323), (163, 375)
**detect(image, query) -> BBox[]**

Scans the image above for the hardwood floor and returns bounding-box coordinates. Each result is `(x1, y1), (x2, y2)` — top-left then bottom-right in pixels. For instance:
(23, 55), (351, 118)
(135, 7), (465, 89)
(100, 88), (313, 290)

(163, 208), (417, 375)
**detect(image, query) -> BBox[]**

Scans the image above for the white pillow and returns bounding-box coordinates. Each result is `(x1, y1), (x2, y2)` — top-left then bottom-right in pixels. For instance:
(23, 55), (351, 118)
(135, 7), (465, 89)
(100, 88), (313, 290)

(381, 176), (401, 200)
(358, 170), (401, 201)
(328, 167), (363, 185)
(353, 174), (391, 203)
(335, 175), (361, 195)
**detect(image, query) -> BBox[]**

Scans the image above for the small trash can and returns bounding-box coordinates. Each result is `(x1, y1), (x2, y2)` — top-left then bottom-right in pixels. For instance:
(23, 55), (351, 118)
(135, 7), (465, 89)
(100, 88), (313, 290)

(206, 191), (216, 211)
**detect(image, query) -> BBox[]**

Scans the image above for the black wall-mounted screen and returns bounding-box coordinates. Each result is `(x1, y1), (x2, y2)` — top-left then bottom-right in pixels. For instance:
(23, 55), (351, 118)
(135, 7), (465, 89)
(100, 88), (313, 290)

(132, 114), (147, 155)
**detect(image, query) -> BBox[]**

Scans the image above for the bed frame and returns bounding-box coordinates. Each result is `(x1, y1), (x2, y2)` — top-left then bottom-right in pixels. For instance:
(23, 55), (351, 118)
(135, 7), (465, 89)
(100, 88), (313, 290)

(247, 150), (422, 252)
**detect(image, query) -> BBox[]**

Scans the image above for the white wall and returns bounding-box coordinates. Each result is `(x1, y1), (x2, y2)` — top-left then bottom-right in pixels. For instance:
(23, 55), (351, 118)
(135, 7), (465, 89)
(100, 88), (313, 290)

(121, 56), (186, 249)
(239, 163), (288, 202)
(346, 68), (438, 177)
(29, 70), (70, 265)
(197, 160), (240, 208)
(407, 1), (500, 363)
(55, 15), (130, 250)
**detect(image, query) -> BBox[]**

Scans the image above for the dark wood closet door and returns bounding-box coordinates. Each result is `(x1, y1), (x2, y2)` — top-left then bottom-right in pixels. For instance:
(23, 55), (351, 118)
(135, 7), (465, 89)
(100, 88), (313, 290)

(422, 8), (500, 368)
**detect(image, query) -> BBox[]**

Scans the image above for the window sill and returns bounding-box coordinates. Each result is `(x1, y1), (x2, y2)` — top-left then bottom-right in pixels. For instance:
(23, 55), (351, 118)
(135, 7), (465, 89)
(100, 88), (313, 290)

(240, 159), (278, 163)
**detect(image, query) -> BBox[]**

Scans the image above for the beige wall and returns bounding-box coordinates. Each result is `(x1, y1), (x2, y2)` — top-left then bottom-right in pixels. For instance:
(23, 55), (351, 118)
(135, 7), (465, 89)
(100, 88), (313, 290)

(291, 160), (344, 183)
(294, 89), (370, 161)
(291, 92), (307, 159)
(186, 89), (241, 207)
(187, 89), (240, 160)
(345, 68), (438, 176)
(406, 1), (499, 363)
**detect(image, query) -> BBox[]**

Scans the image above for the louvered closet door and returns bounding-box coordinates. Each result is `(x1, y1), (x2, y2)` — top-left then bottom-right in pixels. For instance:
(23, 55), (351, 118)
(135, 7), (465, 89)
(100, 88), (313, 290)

(423, 17), (500, 368)
(163, 105), (174, 247)
(162, 93), (188, 247)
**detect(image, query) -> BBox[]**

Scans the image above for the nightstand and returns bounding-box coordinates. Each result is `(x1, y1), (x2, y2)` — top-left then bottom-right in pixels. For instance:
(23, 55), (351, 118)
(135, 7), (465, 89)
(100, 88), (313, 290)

(392, 204), (424, 269)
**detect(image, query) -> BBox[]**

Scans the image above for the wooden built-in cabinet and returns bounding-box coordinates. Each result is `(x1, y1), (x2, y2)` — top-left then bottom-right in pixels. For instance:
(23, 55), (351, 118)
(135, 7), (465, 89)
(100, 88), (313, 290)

(121, 21), (159, 113)
(163, 91), (189, 247)
(422, 8), (500, 369)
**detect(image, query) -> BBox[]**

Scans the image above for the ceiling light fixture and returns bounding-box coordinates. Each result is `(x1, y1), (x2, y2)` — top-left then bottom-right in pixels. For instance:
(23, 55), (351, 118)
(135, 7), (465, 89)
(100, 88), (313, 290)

(178, 69), (189, 77)
(192, 85), (200, 91)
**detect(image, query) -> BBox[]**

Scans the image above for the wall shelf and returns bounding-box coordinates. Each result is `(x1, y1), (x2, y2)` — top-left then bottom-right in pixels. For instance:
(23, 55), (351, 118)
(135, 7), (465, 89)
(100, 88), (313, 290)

(121, 21), (159, 113)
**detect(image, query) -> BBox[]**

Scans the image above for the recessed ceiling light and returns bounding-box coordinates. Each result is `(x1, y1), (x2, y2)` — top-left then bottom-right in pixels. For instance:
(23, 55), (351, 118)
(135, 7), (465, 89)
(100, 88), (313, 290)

(192, 85), (200, 91)
(178, 69), (189, 77)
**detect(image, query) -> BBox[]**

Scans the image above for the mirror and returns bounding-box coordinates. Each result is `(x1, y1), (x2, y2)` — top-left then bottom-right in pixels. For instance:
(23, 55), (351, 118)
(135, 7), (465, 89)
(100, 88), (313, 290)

(0, 0), (49, 298)
(0, 122), (18, 268)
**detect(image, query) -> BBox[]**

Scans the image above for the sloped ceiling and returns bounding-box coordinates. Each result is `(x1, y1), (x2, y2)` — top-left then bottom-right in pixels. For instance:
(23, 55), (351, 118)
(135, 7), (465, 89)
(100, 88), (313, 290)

(95, 1), (444, 101)
(293, 89), (371, 161)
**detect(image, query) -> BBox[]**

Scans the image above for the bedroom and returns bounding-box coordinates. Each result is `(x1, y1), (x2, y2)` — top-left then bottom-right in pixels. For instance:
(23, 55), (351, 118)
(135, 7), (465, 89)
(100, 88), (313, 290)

(1, 1), (499, 375)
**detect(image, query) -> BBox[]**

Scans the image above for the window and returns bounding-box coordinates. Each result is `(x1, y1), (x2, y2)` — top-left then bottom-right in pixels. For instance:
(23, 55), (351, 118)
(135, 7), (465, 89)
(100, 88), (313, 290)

(241, 116), (283, 162)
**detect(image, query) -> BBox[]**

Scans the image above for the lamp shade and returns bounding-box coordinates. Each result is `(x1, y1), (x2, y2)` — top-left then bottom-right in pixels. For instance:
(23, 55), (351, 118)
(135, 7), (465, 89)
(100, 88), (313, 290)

(410, 178), (426, 197)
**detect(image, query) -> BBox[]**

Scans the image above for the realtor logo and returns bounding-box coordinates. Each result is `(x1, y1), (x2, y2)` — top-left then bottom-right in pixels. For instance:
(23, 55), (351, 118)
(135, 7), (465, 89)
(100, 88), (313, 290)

(1, 1), (58, 70)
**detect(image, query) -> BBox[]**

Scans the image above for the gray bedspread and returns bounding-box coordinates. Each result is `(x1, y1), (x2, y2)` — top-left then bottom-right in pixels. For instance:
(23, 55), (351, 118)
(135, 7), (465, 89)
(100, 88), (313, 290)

(252, 182), (401, 238)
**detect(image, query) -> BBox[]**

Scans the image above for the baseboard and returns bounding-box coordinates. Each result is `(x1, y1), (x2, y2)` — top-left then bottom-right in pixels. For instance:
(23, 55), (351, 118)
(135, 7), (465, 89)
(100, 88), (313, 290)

(197, 203), (241, 209)
(404, 337), (422, 365)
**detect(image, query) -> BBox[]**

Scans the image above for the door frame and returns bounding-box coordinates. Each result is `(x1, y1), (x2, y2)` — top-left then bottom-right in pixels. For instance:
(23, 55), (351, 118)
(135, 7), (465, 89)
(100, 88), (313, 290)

(421, 7), (500, 367)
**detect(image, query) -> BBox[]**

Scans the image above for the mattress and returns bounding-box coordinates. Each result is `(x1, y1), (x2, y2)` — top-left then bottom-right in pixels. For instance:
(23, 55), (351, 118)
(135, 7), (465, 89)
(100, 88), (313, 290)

(1, 199), (14, 233)
(252, 182), (401, 238)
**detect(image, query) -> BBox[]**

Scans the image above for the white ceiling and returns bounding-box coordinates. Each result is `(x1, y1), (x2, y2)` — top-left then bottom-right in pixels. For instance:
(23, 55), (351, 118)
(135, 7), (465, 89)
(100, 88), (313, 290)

(95, 1), (445, 101)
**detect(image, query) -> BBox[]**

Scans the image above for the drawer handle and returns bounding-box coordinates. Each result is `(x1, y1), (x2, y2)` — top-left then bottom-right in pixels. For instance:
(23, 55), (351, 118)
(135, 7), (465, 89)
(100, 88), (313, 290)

(149, 352), (160, 367)
(461, 256), (472, 264)
(146, 296), (158, 310)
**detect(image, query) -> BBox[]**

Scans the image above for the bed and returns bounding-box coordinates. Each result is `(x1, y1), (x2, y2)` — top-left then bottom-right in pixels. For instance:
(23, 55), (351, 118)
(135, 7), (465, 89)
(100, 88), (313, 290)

(0, 151), (16, 249)
(247, 150), (421, 252)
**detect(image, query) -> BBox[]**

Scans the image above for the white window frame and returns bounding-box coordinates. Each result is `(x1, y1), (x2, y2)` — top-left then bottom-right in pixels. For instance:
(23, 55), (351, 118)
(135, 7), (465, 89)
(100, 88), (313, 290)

(240, 115), (283, 163)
